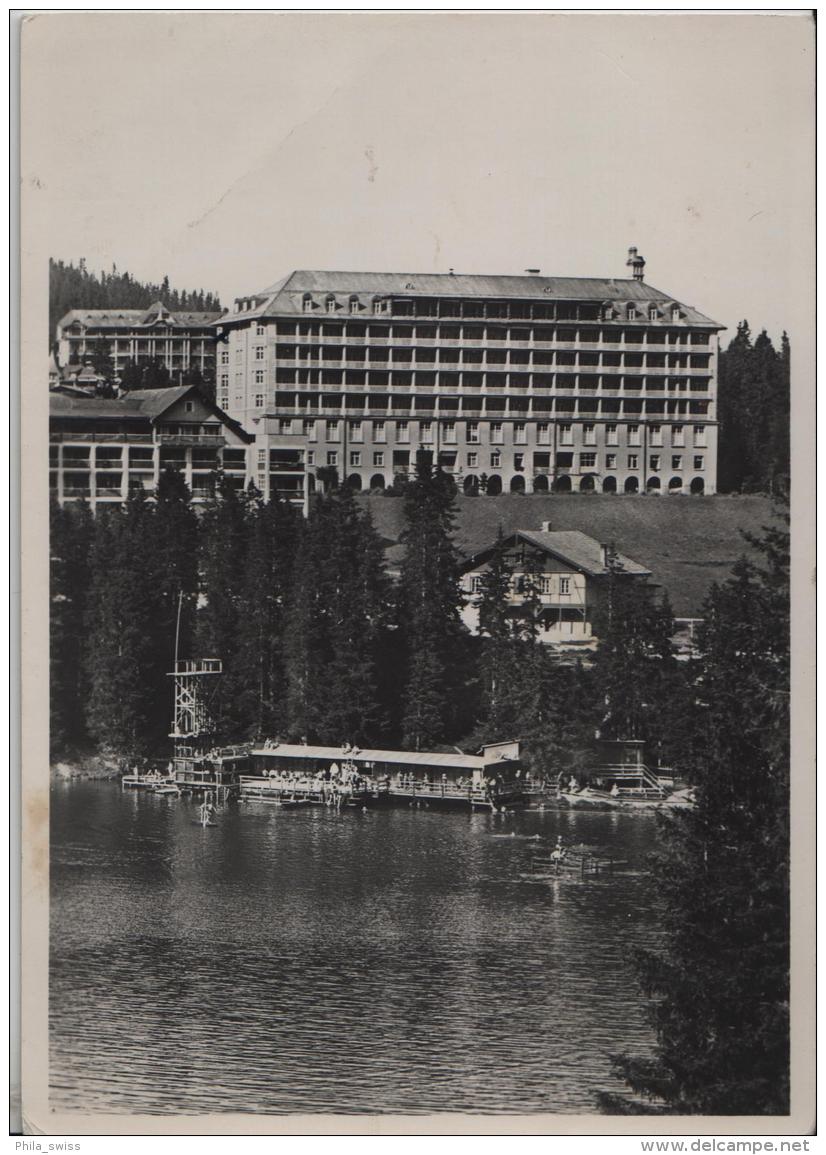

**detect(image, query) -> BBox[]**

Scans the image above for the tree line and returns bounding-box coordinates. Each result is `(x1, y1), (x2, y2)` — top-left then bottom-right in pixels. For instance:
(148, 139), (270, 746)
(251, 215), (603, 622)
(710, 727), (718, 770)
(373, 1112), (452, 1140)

(717, 322), (790, 495)
(50, 453), (789, 1115)
(49, 257), (222, 350)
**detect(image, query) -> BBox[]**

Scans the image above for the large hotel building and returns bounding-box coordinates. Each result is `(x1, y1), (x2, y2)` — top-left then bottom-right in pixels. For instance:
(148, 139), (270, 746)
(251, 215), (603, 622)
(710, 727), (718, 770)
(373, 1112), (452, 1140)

(212, 250), (722, 498)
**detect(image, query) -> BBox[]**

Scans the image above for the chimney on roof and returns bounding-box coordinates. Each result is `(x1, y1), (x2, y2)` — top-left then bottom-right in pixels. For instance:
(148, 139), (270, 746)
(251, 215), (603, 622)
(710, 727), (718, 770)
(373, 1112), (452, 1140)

(541, 520), (552, 532)
(626, 247), (646, 282)
(525, 268), (541, 275)
(600, 543), (616, 569)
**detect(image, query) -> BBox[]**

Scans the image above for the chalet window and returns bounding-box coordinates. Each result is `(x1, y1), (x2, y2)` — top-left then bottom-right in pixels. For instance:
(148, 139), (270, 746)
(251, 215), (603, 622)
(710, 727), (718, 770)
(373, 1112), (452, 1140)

(254, 370), (264, 384)
(373, 451), (384, 467)
(693, 425), (707, 447)
(627, 424), (641, 446)
(672, 455), (682, 470)
(303, 420), (316, 440)
(694, 456), (704, 471)
(579, 453), (596, 468)
(443, 422), (457, 443)
(327, 451), (338, 466)
(467, 451), (478, 468)
(650, 454), (661, 471)
(490, 422), (504, 444)
(606, 454), (617, 469)
(583, 423), (596, 445)
(373, 421), (386, 443)
(673, 424), (685, 446)
(559, 577), (570, 595)
(420, 421), (433, 443)
(350, 451), (361, 467)
(326, 421), (339, 439)
(514, 423), (527, 444)
(559, 423), (573, 446)
(254, 394), (264, 408)
(256, 324), (265, 336)
(220, 351), (229, 365)
(490, 450), (501, 467)
(536, 422), (550, 445)
(467, 422), (480, 444)
(396, 421), (409, 443)
(627, 454), (638, 469)
(650, 424), (662, 446)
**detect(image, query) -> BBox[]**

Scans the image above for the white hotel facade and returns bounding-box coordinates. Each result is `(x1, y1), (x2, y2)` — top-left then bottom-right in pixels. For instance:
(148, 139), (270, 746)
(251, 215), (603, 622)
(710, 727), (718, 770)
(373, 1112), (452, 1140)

(214, 251), (723, 500)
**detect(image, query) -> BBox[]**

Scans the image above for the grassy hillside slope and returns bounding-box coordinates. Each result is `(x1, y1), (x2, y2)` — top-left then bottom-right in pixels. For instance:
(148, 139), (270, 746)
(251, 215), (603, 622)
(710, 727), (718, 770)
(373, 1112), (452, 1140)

(360, 493), (780, 617)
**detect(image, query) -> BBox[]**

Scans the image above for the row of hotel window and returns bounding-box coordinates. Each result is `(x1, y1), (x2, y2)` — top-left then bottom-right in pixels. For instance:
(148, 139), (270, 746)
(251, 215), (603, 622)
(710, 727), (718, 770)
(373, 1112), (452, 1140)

(305, 450), (705, 471)
(227, 323), (711, 346)
(238, 298), (694, 323)
(254, 420), (708, 446)
(222, 348), (711, 368)
(298, 299), (689, 324)
(222, 376), (716, 399)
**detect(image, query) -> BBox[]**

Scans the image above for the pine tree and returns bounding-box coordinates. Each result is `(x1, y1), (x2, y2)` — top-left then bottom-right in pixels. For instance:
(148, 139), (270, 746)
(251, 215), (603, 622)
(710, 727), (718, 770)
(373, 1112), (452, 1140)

(195, 477), (256, 740)
(231, 493), (301, 739)
(398, 451), (467, 749)
(600, 515), (789, 1115)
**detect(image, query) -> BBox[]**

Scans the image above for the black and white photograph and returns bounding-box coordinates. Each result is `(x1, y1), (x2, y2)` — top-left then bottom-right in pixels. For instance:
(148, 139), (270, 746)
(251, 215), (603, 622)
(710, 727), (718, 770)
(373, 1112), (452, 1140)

(17, 9), (815, 1136)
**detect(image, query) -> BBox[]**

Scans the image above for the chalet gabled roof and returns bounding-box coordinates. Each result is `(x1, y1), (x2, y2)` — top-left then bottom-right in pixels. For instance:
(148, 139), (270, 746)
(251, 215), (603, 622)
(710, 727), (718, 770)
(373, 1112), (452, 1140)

(48, 384), (254, 442)
(463, 529), (651, 578)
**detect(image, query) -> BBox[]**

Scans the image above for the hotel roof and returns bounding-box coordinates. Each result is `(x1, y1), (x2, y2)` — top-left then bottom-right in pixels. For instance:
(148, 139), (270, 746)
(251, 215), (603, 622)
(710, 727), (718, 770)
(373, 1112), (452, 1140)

(223, 269), (723, 327)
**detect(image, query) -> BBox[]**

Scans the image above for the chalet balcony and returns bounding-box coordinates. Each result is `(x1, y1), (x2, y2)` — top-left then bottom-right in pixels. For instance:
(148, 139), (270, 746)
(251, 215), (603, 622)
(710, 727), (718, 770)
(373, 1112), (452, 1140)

(156, 432), (227, 447)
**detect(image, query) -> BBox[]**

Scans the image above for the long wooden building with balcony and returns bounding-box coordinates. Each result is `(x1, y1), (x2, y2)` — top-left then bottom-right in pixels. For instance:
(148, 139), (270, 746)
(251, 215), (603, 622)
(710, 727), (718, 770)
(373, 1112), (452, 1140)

(459, 526), (651, 651)
(213, 249), (723, 499)
(49, 385), (275, 509)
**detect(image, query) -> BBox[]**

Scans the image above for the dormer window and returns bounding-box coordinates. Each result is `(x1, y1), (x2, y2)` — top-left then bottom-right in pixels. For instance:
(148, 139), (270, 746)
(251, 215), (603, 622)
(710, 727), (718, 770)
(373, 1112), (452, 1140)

(349, 295), (360, 314)
(302, 294), (313, 313)
(649, 306), (658, 321)
(627, 304), (637, 320)
(325, 295), (337, 314)
(671, 306), (681, 322)
(373, 297), (388, 315)
(603, 305), (613, 320)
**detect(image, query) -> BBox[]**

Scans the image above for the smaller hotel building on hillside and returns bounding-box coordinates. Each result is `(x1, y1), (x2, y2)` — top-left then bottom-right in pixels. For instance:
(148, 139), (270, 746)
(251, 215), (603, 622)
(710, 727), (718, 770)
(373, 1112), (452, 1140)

(459, 527), (651, 651)
(213, 250), (723, 500)
(56, 301), (223, 382)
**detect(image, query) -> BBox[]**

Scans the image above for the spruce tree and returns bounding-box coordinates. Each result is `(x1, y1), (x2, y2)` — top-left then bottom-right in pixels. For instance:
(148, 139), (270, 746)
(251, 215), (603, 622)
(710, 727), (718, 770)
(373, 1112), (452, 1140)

(600, 516), (790, 1115)
(195, 477), (256, 739)
(232, 492), (301, 739)
(398, 451), (467, 750)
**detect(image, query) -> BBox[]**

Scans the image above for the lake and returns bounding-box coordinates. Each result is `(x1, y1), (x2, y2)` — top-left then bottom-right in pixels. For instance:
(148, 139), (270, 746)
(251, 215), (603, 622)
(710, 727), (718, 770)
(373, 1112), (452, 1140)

(50, 780), (661, 1115)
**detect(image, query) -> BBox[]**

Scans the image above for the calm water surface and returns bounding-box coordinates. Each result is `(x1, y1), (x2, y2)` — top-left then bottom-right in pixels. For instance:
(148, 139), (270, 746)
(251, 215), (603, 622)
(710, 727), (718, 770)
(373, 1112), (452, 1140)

(50, 781), (661, 1115)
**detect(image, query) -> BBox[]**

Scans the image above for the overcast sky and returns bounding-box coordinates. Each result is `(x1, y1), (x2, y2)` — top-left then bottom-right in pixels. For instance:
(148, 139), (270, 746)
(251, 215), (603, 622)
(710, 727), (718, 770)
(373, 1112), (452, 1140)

(23, 11), (814, 341)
